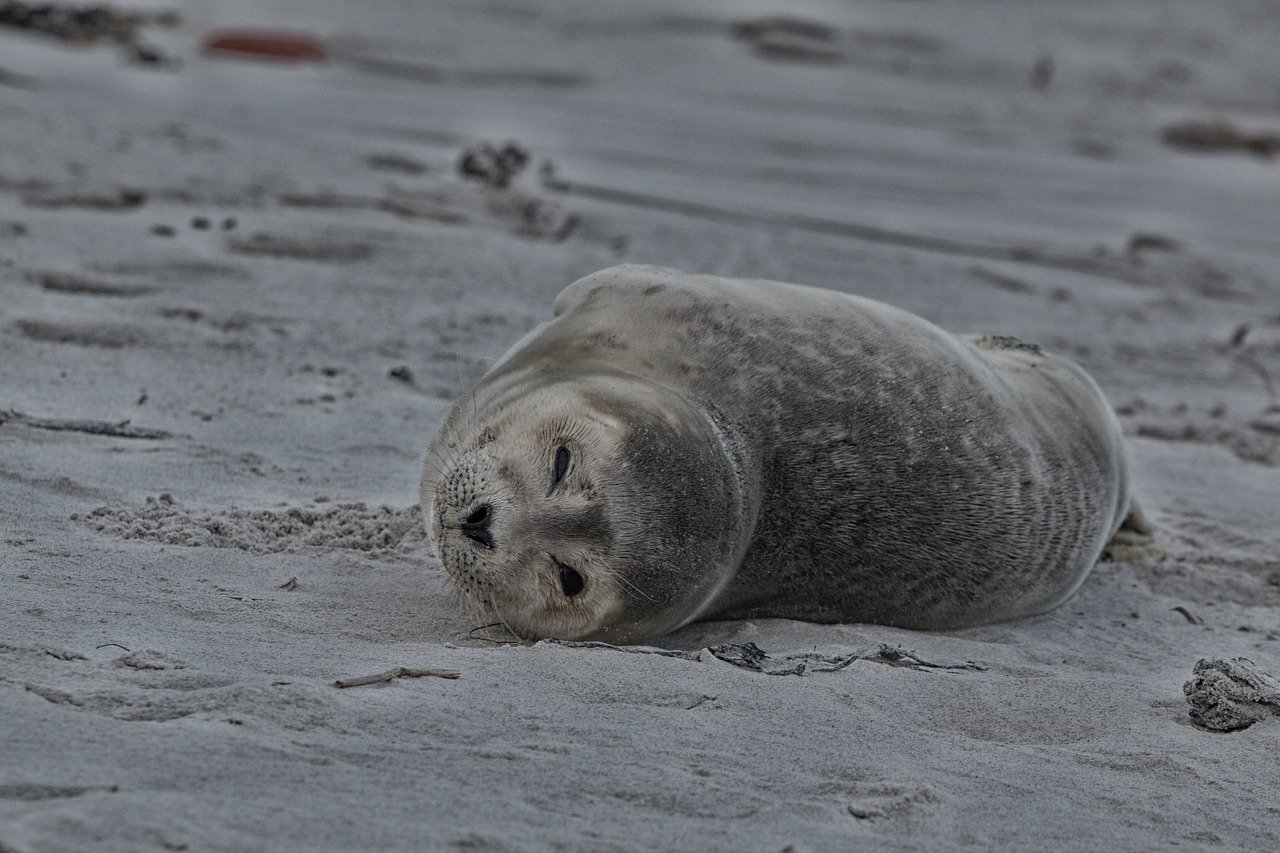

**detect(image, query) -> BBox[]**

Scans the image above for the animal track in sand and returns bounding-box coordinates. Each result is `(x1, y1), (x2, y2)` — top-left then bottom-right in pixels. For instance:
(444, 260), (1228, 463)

(33, 271), (158, 297)
(15, 318), (153, 348)
(0, 783), (108, 801)
(2, 643), (331, 728)
(1118, 400), (1280, 466)
(22, 187), (147, 210)
(843, 782), (939, 821)
(227, 231), (375, 263)
(82, 493), (423, 555)
(93, 258), (250, 281)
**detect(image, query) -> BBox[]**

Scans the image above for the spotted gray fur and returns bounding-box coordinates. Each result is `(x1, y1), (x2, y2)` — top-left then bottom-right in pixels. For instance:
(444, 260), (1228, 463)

(422, 265), (1137, 642)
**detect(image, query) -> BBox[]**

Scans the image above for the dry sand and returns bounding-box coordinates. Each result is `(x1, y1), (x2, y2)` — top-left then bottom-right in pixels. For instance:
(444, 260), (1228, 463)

(2, 1), (1279, 850)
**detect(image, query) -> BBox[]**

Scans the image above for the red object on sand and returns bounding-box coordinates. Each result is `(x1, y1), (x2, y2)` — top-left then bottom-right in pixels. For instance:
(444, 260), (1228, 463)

(202, 30), (327, 61)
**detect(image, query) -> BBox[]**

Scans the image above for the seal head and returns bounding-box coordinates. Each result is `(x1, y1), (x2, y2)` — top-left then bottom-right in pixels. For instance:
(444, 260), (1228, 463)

(424, 373), (752, 642)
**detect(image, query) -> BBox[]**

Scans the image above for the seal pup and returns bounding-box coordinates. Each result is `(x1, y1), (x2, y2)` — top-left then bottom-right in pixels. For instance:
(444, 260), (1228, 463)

(422, 265), (1141, 642)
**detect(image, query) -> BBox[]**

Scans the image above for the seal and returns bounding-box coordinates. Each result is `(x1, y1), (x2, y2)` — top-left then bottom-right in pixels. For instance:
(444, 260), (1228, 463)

(422, 265), (1142, 642)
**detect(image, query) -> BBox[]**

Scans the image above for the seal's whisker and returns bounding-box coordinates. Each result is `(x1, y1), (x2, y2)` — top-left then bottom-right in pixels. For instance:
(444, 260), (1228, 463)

(468, 621), (516, 644)
(451, 348), (467, 397)
(598, 563), (656, 603)
(420, 458), (449, 480)
(489, 610), (524, 644)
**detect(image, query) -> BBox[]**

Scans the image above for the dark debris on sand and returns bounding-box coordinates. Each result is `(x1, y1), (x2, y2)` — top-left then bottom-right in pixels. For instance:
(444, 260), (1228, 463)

(0, 1), (180, 66)
(1162, 120), (1280, 159)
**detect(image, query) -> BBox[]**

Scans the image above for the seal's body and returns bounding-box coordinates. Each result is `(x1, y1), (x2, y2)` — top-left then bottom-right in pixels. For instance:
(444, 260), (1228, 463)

(423, 265), (1135, 642)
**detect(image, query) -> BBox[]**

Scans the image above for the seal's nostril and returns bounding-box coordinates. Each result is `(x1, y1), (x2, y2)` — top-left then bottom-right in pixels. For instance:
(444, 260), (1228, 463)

(462, 503), (492, 530)
(460, 503), (494, 548)
(462, 527), (494, 549)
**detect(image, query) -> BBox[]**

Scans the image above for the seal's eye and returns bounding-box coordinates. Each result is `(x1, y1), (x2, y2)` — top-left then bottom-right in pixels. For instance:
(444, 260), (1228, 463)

(550, 445), (571, 492)
(554, 559), (584, 598)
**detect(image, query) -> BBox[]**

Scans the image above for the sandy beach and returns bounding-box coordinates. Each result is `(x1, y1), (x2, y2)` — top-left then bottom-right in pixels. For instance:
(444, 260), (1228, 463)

(3, 1), (1279, 850)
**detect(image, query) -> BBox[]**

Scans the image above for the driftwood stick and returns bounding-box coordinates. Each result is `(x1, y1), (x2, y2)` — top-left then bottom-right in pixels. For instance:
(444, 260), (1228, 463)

(333, 667), (460, 688)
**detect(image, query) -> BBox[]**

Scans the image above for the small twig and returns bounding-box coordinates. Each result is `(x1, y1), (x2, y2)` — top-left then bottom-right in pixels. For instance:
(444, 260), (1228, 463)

(279, 576), (298, 591)
(95, 643), (131, 652)
(332, 667), (460, 688)
(1235, 352), (1277, 404)
(1172, 605), (1204, 625)
(5, 408), (171, 439)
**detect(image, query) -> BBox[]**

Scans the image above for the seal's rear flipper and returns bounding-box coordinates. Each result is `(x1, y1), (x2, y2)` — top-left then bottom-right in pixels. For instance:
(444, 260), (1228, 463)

(1101, 500), (1160, 562)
